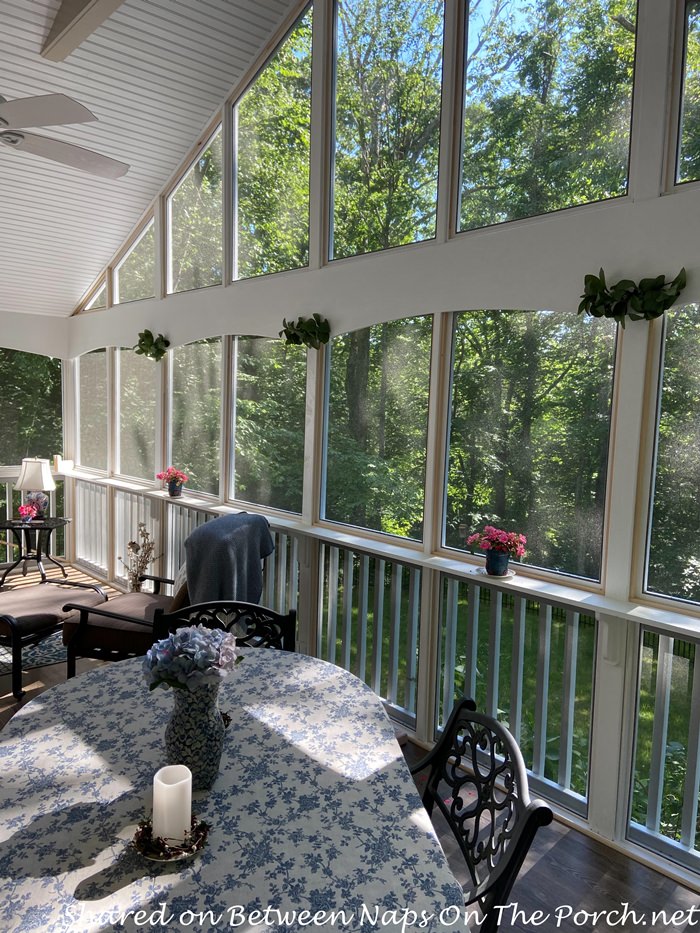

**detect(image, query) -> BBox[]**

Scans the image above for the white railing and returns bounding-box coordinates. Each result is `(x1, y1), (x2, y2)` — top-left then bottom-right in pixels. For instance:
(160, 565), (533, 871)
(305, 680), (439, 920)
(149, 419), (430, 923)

(320, 544), (421, 727)
(438, 573), (595, 815)
(628, 627), (700, 872)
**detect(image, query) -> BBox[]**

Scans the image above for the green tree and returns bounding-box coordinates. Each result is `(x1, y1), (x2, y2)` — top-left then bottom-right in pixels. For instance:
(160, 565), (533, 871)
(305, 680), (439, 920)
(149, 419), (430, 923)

(333, 0), (444, 257)
(236, 9), (312, 277)
(460, 0), (636, 229)
(679, 2), (700, 182)
(0, 349), (62, 464)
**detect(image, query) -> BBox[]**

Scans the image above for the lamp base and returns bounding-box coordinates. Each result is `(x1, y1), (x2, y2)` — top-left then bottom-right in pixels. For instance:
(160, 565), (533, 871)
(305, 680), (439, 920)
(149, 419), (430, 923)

(26, 491), (49, 519)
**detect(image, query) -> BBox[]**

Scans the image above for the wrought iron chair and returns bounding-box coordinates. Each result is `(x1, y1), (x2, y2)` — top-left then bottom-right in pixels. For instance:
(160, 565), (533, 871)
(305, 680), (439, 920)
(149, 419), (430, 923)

(152, 600), (296, 651)
(63, 592), (296, 677)
(410, 698), (552, 933)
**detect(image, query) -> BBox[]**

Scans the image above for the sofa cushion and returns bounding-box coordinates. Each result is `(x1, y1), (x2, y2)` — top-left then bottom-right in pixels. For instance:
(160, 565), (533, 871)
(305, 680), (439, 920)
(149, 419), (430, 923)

(62, 591), (173, 655)
(0, 585), (106, 639)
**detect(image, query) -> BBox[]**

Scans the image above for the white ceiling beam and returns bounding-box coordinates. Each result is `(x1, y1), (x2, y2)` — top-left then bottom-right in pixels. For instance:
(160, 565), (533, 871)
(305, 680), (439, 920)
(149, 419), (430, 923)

(41, 0), (127, 62)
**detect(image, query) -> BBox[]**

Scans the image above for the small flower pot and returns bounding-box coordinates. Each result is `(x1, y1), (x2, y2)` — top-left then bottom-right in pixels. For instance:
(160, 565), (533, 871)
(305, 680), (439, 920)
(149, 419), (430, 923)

(485, 549), (510, 576)
(168, 480), (183, 498)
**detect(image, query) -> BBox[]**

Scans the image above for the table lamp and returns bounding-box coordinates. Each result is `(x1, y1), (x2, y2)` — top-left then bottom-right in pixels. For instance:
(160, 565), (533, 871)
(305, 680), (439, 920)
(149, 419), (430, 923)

(15, 458), (56, 519)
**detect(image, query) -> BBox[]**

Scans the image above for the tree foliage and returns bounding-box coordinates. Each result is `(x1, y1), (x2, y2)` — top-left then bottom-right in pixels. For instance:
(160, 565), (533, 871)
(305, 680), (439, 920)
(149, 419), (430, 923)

(679, 2), (700, 182)
(169, 130), (222, 292)
(236, 10), (312, 277)
(0, 349), (62, 464)
(333, 0), (443, 257)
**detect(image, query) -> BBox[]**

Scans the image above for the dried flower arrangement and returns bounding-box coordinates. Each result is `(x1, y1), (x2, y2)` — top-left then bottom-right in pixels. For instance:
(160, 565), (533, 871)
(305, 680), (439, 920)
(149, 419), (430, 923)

(118, 522), (158, 592)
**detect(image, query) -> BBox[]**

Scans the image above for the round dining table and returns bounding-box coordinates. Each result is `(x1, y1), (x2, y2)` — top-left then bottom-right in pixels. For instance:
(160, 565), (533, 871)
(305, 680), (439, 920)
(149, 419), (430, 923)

(0, 650), (467, 932)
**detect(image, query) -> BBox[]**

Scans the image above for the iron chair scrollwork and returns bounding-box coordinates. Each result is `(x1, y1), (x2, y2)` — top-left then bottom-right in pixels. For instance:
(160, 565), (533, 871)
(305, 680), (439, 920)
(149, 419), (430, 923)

(152, 601), (296, 651)
(410, 698), (553, 933)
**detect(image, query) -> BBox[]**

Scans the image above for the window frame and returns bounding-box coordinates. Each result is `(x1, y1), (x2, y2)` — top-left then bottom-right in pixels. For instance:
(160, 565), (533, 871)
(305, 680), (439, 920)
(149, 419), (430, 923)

(328, 0), (447, 262)
(165, 124), (224, 296)
(455, 0), (639, 235)
(231, 2), (314, 283)
(112, 217), (156, 306)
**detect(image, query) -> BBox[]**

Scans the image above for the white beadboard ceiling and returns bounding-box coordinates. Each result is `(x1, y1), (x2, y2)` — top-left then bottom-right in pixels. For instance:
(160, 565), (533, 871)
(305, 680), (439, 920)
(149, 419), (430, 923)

(0, 0), (298, 318)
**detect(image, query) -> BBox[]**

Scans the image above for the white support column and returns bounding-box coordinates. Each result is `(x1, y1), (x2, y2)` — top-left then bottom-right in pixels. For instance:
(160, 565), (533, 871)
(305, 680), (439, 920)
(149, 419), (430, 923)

(435, 0), (464, 243)
(627, 0), (679, 200)
(587, 613), (638, 842)
(601, 320), (652, 601)
(308, 0), (333, 268)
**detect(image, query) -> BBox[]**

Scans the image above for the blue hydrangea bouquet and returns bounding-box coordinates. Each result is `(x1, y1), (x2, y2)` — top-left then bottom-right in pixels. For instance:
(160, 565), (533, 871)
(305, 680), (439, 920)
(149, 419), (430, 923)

(143, 624), (241, 692)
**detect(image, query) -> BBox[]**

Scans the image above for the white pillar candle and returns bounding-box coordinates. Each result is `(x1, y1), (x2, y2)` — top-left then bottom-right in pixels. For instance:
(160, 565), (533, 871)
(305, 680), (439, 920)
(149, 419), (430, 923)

(152, 764), (192, 842)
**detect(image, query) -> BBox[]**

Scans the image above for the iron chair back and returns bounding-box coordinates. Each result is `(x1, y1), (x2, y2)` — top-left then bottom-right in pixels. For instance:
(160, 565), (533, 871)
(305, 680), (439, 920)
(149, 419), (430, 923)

(410, 698), (552, 933)
(153, 600), (296, 652)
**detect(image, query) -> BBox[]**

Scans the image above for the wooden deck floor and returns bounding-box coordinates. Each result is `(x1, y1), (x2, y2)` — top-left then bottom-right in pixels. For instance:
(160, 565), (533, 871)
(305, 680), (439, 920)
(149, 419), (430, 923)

(1, 568), (698, 929)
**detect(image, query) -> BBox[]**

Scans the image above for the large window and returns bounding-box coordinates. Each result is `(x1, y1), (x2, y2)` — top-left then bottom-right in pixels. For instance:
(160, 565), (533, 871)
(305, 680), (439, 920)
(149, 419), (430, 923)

(114, 221), (155, 304)
(78, 350), (108, 471)
(678, 0), (700, 184)
(0, 349), (62, 464)
(232, 338), (306, 513)
(235, 8), (312, 279)
(324, 318), (432, 539)
(646, 306), (700, 602)
(170, 339), (222, 496)
(332, 0), (444, 259)
(117, 348), (159, 479)
(168, 128), (223, 293)
(459, 0), (636, 231)
(445, 311), (616, 580)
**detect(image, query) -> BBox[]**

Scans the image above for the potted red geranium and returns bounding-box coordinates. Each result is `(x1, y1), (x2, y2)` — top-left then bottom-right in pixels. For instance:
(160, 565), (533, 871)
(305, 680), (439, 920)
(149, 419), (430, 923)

(466, 525), (526, 576)
(156, 467), (189, 498)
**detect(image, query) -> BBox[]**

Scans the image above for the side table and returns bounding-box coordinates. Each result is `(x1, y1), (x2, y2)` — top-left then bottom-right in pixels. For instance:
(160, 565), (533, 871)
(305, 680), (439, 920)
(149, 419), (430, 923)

(0, 517), (70, 587)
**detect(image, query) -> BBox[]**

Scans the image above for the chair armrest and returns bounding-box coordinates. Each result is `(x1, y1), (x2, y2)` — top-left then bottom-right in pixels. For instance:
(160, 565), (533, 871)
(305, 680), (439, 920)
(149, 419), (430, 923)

(138, 574), (175, 595)
(60, 601), (154, 629)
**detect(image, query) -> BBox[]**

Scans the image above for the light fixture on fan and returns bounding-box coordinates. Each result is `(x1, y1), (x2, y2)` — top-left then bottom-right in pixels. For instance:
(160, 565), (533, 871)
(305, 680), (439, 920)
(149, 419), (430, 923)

(15, 458), (56, 519)
(0, 92), (129, 178)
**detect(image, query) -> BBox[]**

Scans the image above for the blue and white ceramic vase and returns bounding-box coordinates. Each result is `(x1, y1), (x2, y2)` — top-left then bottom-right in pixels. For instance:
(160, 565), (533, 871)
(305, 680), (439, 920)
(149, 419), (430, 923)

(485, 549), (510, 576)
(165, 684), (225, 790)
(167, 480), (183, 498)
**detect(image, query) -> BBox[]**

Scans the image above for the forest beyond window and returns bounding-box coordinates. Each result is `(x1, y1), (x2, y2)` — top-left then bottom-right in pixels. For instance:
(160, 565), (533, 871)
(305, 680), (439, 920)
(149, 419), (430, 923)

(445, 310), (617, 580)
(459, 0), (636, 231)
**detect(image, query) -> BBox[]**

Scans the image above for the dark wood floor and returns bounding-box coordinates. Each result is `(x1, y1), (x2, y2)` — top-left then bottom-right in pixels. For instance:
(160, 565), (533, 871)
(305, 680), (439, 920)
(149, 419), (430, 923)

(2, 569), (699, 930)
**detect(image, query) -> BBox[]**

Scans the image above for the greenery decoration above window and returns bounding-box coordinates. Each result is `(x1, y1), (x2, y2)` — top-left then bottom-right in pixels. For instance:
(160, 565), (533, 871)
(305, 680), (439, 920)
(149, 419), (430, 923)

(578, 268), (687, 328)
(280, 314), (330, 349)
(135, 330), (170, 362)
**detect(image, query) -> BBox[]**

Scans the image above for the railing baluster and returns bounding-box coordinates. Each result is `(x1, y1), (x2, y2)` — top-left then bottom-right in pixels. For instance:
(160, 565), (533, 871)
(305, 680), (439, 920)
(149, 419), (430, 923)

(681, 643), (700, 848)
(486, 589), (502, 717)
(442, 577), (459, 724)
(646, 635), (674, 833)
(276, 533), (288, 614)
(510, 595), (526, 745)
(558, 609), (580, 791)
(289, 536), (299, 612)
(341, 549), (353, 670)
(357, 554), (369, 681)
(464, 581), (479, 703)
(370, 558), (385, 694)
(533, 602), (552, 777)
(405, 567), (420, 713)
(387, 563), (402, 704)
(327, 545), (339, 664)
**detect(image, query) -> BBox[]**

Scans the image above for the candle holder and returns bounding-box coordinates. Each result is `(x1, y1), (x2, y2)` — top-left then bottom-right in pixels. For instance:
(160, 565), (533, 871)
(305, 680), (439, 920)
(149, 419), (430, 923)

(132, 815), (209, 862)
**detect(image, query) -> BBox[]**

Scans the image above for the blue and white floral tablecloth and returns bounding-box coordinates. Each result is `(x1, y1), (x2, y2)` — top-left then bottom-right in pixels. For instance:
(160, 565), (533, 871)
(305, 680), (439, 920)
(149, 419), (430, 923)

(0, 650), (466, 932)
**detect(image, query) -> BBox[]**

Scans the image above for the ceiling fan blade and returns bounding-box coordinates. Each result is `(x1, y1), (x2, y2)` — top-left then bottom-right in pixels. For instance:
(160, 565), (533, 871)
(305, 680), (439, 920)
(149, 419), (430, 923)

(0, 94), (97, 129)
(6, 131), (129, 178)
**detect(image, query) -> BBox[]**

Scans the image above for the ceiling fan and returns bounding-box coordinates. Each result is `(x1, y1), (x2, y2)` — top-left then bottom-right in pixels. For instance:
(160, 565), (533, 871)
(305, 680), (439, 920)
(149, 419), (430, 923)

(0, 93), (129, 179)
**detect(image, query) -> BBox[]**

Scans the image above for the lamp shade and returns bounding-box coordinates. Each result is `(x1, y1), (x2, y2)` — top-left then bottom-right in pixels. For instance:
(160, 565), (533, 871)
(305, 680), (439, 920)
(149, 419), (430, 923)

(15, 458), (56, 492)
